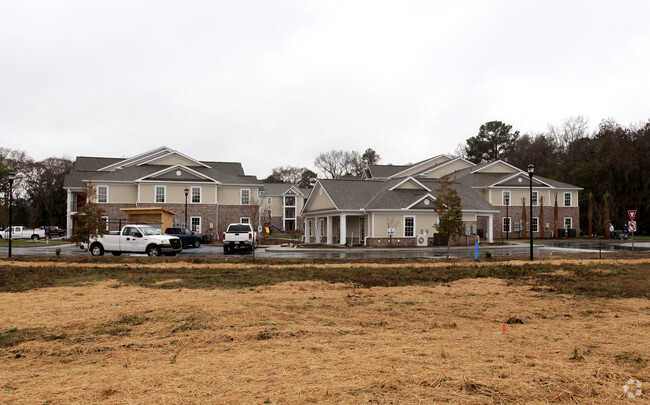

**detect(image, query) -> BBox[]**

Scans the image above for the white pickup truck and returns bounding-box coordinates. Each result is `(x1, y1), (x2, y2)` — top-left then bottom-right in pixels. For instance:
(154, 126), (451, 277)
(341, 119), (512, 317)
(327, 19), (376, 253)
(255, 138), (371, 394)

(85, 225), (183, 256)
(222, 223), (257, 253)
(0, 226), (46, 241)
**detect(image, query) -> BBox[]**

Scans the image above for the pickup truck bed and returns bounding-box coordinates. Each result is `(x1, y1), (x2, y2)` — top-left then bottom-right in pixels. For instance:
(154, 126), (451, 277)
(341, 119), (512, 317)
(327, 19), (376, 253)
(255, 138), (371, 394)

(222, 223), (257, 253)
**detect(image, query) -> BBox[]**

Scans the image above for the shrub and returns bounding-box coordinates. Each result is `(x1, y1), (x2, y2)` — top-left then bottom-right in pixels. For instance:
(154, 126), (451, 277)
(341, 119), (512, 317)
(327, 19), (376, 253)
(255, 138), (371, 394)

(485, 250), (493, 259)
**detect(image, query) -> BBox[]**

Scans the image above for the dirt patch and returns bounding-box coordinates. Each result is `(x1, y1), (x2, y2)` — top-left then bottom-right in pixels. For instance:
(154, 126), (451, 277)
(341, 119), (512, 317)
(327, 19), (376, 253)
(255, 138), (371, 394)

(1, 278), (648, 403)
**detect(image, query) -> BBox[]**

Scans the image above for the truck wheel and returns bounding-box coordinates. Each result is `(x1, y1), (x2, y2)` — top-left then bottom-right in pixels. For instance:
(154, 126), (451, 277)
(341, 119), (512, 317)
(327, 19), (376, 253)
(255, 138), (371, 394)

(90, 243), (105, 256)
(31, 234), (40, 241)
(193, 239), (201, 248)
(146, 245), (161, 257)
(223, 245), (229, 254)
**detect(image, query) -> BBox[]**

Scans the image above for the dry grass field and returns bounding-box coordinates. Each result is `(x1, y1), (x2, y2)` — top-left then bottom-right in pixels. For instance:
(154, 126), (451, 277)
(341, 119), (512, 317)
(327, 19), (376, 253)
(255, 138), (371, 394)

(1, 258), (649, 404)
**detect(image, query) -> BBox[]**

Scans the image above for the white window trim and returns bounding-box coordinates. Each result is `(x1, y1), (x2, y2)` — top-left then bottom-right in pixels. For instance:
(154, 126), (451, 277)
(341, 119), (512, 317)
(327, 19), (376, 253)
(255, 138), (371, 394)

(532, 217), (539, 233)
(191, 186), (202, 204)
(320, 218), (325, 238)
(97, 185), (109, 203)
(404, 215), (415, 237)
(101, 215), (109, 230)
(502, 217), (511, 232)
(564, 217), (572, 229)
(155, 185), (166, 203)
(564, 192), (572, 207)
(190, 216), (201, 233)
(240, 217), (251, 224)
(240, 189), (251, 205)
(267, 209), (272, 218)
(531, 191), (538, 206)
(267, 197), (272, 205)
(502, 190), (511, 206)
(284, 196), (296, 207)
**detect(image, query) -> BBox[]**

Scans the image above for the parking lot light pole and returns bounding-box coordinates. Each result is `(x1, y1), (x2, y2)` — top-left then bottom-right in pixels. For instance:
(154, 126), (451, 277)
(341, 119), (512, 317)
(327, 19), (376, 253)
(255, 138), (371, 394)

(8, 172), (15, 258)
(527, 164), (534, 261)
(184, 187), (189, 228)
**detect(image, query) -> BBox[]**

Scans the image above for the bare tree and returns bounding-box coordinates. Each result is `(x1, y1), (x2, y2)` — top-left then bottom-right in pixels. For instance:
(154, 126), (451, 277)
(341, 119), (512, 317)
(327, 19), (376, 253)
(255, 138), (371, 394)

(313, 149), (366, 178)
(384, 216), (398, 246)
(548, 115), (590, 151)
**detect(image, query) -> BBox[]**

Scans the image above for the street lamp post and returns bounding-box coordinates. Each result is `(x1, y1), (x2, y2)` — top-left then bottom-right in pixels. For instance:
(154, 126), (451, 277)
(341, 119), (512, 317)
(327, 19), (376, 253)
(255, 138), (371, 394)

(7, 172), (15, 258)
(184, 187), (189, 228)
(527, 164), (534, 261)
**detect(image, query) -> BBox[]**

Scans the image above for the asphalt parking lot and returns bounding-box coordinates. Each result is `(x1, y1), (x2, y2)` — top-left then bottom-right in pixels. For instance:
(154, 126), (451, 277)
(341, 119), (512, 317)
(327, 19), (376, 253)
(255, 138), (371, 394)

(1, 239), (648, 259)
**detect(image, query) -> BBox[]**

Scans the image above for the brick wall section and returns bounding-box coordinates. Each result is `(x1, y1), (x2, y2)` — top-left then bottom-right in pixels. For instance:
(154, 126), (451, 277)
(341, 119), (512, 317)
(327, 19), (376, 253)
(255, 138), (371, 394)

(495, 206), (580, 239)
(97, 203), (218, 235)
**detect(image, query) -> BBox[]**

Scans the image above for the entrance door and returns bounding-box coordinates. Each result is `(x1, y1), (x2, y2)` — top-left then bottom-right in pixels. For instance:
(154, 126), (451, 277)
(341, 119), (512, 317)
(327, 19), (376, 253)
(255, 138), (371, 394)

(359, 217), (365, 244)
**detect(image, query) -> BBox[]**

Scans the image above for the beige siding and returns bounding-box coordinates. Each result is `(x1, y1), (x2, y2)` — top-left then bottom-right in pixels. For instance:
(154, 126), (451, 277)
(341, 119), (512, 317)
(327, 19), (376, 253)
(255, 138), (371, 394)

(395, 156), (451, 178)
(150, 155), (200, 167)
(105, 184), (137, 204)
(393, 179), (424, 190)
(218, 186), (261, 205)
(372, 213), (438, 238)
(305, 185), (336, 211)
(421, 160), (473, 179)
(480, 162), (518, 174)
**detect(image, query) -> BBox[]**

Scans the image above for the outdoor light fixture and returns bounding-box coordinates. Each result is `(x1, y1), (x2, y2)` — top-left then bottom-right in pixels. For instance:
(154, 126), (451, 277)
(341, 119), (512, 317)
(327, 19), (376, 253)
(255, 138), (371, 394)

(7, 172), (15, 258)
(184, 187), (189, 228)
(527, 164), (534, 261)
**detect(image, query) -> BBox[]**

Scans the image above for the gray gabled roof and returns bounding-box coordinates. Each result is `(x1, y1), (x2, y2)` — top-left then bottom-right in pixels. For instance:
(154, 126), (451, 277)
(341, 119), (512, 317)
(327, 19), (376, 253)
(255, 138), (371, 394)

(367, 164), (412, 179)
(314, 177), (497, 213)
(64, 156), (258, 188)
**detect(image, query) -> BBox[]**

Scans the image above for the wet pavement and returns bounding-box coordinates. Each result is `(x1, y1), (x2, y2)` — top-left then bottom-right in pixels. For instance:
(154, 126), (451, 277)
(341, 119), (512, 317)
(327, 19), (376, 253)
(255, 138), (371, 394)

(1, 239), (648, 259)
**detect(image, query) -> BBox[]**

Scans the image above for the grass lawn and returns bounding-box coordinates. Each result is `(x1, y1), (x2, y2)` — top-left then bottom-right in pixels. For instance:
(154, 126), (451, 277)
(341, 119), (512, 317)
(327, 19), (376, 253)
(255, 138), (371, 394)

(0, 239), (69, 247)
(1, 255), (648, 403)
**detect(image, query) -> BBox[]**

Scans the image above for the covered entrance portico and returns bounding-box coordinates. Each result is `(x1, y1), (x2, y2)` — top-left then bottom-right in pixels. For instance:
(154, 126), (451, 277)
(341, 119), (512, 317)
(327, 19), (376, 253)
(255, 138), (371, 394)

(304, 211), (368, 246)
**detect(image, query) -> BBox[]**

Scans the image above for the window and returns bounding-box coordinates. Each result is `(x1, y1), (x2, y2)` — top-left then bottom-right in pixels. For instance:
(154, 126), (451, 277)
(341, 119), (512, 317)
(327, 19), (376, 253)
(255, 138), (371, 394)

(190, 217), (201, 233)
(155, 186), (166, 203)
(266, 209), (272, 218)
(267, 197), (272, 205)
(564, 217), (572, 230)
(97, 186), (108, 203)
(309, 219), (313, 237)
(502, 191), (511, 206)
(503, 217), (511, 233)
(404, 216), (415, 237)
(531, 191), (538, 206)
(285, 208), (296, 219)
(240, 189), (250, 205)
(191, 187), (201, 203)
(320, 219), (324, 237)
(101, 216), (109, 230)
(285, 196), (295, 206)
(532, 217), (539, 233)
(564, 192), (571, 207)
(240, 217), (250, 224)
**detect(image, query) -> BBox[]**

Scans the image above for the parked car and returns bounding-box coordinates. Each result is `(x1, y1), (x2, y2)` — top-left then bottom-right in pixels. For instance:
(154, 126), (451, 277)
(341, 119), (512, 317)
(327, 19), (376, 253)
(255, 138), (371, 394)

(0, 226), (46, 240)
(81, 224), (182, 256)
(164, 227), (202, 248)
(222, 223), (257, 253)
(44, 226), (66, 238)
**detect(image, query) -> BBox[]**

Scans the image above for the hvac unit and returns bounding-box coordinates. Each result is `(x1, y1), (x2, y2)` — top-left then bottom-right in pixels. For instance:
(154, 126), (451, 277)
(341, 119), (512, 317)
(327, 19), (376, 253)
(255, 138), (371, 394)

(416, 233), (428, 247)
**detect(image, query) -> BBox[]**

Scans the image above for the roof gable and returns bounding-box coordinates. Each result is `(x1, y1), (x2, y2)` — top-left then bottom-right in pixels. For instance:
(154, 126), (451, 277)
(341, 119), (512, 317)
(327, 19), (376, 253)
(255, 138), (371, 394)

(492, 173), (552, 188)
(470, 160), (519, 174)
(389, 155), (452, 179)
(99, 147), (210, 171)
(303, 182), (337, 212)
(136, 164), (219, 183)
(406, 193), (437, 209)
(419, 158), (475, 179)
(389, 177), (431, 192)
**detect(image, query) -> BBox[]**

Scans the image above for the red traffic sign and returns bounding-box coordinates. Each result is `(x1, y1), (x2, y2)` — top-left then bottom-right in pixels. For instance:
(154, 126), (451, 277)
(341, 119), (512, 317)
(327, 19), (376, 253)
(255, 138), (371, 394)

(628, 221), (637, 232)
(628, 210), (637, 221)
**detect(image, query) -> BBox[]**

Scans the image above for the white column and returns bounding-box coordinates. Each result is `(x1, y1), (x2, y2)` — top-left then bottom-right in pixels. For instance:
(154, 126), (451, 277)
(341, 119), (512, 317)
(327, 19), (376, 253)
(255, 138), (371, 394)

(304, 218), (310, 243)
(66, 189), (73, 238)
(487, 214), (494, 243)
(339, 214), (347, 245)
(315, 217), (321, 243)
(326, 216), (333, 244)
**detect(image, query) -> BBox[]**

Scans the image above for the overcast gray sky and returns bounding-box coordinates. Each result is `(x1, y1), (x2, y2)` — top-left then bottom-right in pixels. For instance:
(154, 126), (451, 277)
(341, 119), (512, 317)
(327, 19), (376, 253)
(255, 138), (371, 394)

(1, 0), (649, 178)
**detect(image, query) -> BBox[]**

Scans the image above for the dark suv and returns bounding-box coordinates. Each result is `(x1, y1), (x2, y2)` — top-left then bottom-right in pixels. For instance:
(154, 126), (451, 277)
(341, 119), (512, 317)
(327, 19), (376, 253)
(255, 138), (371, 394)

(164, 227), (202, 248)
